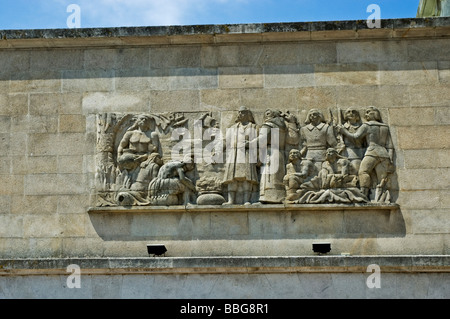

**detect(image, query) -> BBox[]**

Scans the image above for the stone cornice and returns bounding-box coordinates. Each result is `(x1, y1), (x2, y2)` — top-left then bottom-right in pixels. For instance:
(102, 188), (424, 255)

(0, 17), (449, 49)
(0, 256), (448, 276)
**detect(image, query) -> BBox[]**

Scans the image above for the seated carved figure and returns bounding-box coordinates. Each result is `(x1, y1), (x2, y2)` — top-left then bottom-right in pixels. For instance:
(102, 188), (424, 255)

(294, 148), (367, 204)
(319, 148), (357, 189)
(130, 153), (164, 192)
(117, 114), (161, 189)
(148, 155), (197, 206)
(115, 153), (163, 206)
(283, 149), (314, 201)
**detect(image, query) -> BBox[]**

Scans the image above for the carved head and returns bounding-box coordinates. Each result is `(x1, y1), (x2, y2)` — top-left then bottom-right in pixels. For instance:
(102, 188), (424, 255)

(264, 109), (281, 121)
(364, 106), (382, 122)
(182, 154), (195, 171)
(305, 109), (325, 125)
(236, 106), (255, 124)
(148, 152), (163, 166)
(343, 108), (362, 124)
(288, 149), (302, 162)
(129, 114), (156, 132)
(325, 148), (341, 162)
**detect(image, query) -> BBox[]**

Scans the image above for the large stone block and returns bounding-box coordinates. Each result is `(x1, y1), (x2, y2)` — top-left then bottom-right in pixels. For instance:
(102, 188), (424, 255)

(379, 61), (439, 85)
(388, 107), (435, 126)
(11, 195), (58, 215)
(10, 71), (61, 93)
(57, 155), (84, 174)
(59, 115), (86, 133)
(24, 174), (87, 196)
(0, 158), (10, 175)
(62, 70), (114, 93)
(408, 84), (450, 107)
(149, 90), (201, 113)
(337, 41), (408, 63)
(409, 209), (450, 234)
(397, 126), (450, 149)
(150, 46), (202, 69)
(28, 133), (91, 156)
(0, 175), (24, 195)
(397, 190), (441, 209)
(0, 215), (23, 237)
(438, 61), (450, 84)
(403, 149), (450, 169)
(264, 65), (315, 88)
(201, 44), (264, 67)
(57, 194), (93, 215)
(0, 51), (30, 75)
(315, 63), (379, 86)
(59, 213), (87, 237)
(239, 88), (298, 111)
(397, 168), (450, 190)
(11, 115), (58, 134)
(435, 107), (450, 125)
(219, 67), (263, 89)
(0, 94), (28, 115)
(23, 214), (62, 237)
(298, 86), (337, 109)
(84, 49), (117, 70)
(169, 68), (218, 90)
(407, 38), (450, 62)
(82, 92), (151, 114)
(115, 69), (153, 92)
(11, 155), (58, 175)
(200, 89), (241, 110)
(116, 48), (150, 70)
(29, 93), (62, 115)
(30, 49), (84, 72)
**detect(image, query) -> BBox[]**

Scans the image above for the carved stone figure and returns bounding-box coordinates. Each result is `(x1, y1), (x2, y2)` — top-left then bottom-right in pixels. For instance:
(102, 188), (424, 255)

(129, 153), (164, 192)
(283, 149), (314, 201)
(300, 109), (338, 174)
(222, 106), (259, 205)
(148, 154), (197, 206)
(283, 111), (301, 153)
(319, 148), (357, 189)
(294, 147), (367, 204)
(117, 114), (161, 190)
(340, 107), (366, 176)
(338, 106), (395, 202)
(257, 109), (288, 204)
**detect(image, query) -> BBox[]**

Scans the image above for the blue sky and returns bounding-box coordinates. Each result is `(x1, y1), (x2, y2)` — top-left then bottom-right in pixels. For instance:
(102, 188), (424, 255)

(0, 0), (421, 30)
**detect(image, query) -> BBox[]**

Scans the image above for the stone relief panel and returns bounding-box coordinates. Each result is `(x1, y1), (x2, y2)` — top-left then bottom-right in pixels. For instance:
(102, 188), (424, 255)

(95, 106), (396, 207)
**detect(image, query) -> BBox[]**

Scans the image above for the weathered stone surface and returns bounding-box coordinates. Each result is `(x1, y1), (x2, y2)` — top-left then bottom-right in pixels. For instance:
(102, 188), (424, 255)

(0, 18), (448, 264)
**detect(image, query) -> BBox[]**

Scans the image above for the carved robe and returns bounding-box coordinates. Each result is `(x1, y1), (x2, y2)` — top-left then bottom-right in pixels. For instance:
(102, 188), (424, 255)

(258, 118), (287, 203)
(223, 122), (259, 185)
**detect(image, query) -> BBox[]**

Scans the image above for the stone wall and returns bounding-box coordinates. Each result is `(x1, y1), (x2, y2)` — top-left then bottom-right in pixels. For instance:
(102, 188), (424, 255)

(0, 18), (449, 259)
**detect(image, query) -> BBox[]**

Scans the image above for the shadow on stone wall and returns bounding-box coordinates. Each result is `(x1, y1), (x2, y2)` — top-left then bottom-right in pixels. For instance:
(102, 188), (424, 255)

(88, 206), (406, 241)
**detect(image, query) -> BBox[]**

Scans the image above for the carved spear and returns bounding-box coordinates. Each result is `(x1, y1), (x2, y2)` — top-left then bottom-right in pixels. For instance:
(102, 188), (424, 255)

(330, 108), (344, 152)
